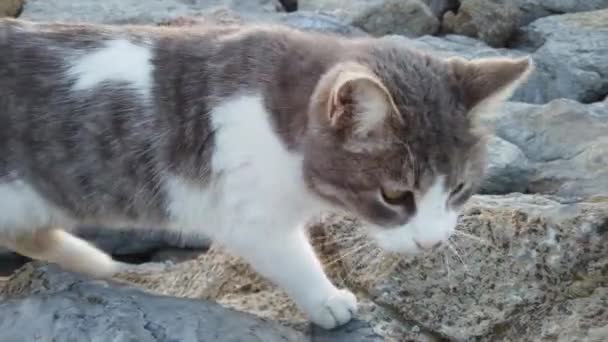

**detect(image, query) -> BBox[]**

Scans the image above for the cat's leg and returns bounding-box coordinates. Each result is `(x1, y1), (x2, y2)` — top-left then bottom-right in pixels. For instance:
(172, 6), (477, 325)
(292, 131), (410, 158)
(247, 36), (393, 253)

(218, 227), (357, 329)
(6, 227), (120, 278)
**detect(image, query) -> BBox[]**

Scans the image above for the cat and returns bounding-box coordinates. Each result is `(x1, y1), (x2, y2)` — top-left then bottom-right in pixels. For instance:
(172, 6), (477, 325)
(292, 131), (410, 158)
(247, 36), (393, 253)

(0, 18), (532, 329)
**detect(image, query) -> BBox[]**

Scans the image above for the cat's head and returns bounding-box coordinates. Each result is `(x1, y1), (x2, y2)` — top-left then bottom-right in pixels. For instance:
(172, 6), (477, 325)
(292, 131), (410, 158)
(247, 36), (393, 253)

(303, 39), (532, 255)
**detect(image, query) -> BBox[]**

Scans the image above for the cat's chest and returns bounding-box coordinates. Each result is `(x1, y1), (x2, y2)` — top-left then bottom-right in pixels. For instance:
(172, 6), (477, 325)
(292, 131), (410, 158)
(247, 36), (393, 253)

(164, 94), (322, 236)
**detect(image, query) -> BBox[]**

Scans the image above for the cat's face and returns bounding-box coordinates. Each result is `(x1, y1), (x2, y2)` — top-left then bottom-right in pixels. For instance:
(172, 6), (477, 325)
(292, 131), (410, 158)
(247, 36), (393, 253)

(304, 41), (532, 255)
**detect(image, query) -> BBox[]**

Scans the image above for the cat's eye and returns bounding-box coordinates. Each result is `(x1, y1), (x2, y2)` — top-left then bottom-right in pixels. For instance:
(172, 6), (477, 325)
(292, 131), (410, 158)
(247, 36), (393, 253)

(381, 187), (415, 208)
(451, 182), (465, 197)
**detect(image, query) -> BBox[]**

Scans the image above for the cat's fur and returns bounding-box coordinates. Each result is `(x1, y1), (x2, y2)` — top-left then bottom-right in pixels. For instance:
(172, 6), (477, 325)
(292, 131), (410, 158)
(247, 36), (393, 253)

(0, 18), (532, 329)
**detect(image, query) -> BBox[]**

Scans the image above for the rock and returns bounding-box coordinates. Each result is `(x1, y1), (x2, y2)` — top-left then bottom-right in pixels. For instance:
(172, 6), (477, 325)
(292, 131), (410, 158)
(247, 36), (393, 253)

(278, 0), (299, 12)
(0, 264), (307, 342)
(0, 248), (28, 277)
(480, 135), (533, 195)
(357, 194), (608, 341)
(20, 0), (281, 24)
(75, 226), (210, 258)
(421, 0), (459, 19)
(385, 16), (607, 104)
(161, 8), (368, 37)
(1, 263), (385, 342)
(511, 9), (608, 103)
(10, 194), (604, 341)
(299, 0), (439, 37)
(515, 0), (608, 25)
(442, 0), (522, 47)
(277, 11), (369, 37)
(0, 0), (23, 18)
(482, 99), (608, 198)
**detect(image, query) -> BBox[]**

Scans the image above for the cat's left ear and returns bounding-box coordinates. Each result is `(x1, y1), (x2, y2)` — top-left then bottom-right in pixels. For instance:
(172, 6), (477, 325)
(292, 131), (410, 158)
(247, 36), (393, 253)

(448, 56), (533, 114)
(326, 64), (399, 138)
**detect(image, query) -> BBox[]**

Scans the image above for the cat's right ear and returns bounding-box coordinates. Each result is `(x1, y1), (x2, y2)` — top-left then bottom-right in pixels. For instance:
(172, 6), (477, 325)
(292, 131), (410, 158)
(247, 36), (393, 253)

(448, 56), (533, 115)
(320, 63), (399, 138)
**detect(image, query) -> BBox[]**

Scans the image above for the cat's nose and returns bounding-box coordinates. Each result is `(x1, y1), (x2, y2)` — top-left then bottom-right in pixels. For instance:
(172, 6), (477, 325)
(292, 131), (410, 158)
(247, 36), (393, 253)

(413, 239), (442, 251)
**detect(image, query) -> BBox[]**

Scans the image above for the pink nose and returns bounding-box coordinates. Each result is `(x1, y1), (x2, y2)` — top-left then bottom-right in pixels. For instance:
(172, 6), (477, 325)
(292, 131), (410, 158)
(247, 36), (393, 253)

(413, 239), (442, 251)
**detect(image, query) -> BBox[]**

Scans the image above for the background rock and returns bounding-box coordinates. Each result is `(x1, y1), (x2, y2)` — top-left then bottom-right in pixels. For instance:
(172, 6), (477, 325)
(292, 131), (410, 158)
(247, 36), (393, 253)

(6, 194), (605, 341)
(357, 194), (608, 341)
(511, 9), (608, 103)
(277, 11), (369, 36)
(299, 0), (439, 37)
(0, 264), (308, 342)
(421, 0), (459, 19)
(385, 12), (608, 105)
(20, 0), (281, 24)
(1, 263), (385, 342)
(515, 0), (608, 25)
(442, 0), (521, 47)
(480, 135), (532, 194)
(0, 0), (23, 18)
(482, 100), (608, 198)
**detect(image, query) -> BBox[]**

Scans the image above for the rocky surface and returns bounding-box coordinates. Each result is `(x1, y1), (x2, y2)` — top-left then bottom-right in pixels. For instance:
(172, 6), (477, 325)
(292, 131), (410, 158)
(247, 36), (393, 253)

(299, 0), (439, 37)
(20, 0), (283, 24)
(512, 9), (608, 104)
(3, 194), (607, 341)
(482, 100), (608, 198)
(442, 0), (521, 47)
(0, 0), (23, 18)
(515, 0), (608, 25)
(390, 9), (608, 105)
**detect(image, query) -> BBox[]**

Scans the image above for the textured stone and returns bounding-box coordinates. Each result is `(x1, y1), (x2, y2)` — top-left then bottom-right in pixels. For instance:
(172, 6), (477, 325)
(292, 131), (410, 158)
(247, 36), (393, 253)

(483, 100), (608, 198)
(421, 0), (458, 18)
(511, 9), (608, 103)
(0, 0), (23, 18)
(480, 135), (532, 195)
(516, 0), (608, 25)
(0, 263), (385, 341)
(0, 264), (307, 342)
(20, 0), (280, 24)
(10, 194), (604, 341)
(442, 0), (521, 47)
(356, 194), (608, 341)
(300, 0), (439, 37)
(385, 15), (608, 104)
(277, 11), (368, 37)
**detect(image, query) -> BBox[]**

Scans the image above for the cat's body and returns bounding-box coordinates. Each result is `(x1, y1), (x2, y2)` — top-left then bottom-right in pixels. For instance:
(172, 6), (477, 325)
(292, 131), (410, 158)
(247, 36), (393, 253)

(0, 18), (532, 329)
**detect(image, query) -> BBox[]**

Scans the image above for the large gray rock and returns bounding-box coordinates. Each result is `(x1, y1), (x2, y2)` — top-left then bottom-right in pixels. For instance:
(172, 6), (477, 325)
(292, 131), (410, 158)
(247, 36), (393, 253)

(325, 194), (608, 341)
(483, 99), (608, 198)
(386, 12), (608, 104)
(512, 9), (608, 103)
(421, 0), (458, 18)
(20, 0), (281, 24)
(0, 264), (382, 342)
(480, 135), (532, 194)
(299, 0), (439, 37)
(0, 0), (23, 18)
(515, 0), (608, 25)
(442, 0), (522, 47)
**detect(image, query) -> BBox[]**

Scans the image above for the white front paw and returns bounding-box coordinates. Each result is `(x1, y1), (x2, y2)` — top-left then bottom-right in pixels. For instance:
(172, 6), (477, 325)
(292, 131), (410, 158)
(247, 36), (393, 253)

(308, 289), (358, 329)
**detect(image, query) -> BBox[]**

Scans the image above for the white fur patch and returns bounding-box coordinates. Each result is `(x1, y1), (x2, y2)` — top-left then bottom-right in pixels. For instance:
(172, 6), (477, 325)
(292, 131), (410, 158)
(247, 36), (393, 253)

(68, 39), (152, 96)
(372, 177), (458, 254)
(164, 94), (322, 241)
(0, 179), (67, 236)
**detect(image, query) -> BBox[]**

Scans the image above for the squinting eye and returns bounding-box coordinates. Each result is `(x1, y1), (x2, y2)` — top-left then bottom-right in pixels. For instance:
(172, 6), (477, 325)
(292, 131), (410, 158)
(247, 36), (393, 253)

(381, 187), (414, 206)
(451, 182), (465, 197)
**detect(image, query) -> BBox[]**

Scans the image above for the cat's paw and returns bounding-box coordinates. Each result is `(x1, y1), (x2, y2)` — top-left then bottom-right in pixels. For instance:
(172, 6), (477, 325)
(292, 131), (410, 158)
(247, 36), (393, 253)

(308, 289), (358, 329)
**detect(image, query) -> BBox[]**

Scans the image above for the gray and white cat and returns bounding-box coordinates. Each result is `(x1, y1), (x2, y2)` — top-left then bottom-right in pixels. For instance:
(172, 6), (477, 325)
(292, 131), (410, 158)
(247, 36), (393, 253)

(0, 19), (532, 329)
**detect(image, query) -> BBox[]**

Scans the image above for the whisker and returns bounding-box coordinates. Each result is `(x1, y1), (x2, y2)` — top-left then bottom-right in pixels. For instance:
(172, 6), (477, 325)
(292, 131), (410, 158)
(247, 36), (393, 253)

(324, 242), (370, 267)
(447, 241), (470, 273)
(453, 230), (495, 248)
